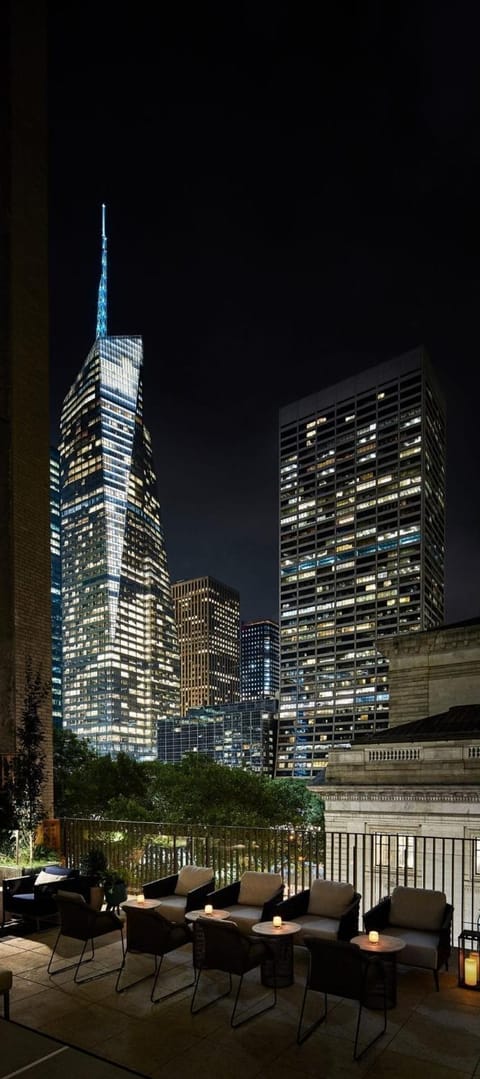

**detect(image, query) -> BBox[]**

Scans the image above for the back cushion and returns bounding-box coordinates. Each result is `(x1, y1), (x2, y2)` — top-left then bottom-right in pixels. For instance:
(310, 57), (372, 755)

(238, 871), (283, 906)
(174, 865), (213, 896)
(35, 866), (70, 886)
(390, 886), (446, 931)
(308, 879), (354, 918)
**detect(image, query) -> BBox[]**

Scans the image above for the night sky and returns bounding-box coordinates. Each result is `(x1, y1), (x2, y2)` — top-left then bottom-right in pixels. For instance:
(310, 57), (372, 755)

(48, 2), (480, 625)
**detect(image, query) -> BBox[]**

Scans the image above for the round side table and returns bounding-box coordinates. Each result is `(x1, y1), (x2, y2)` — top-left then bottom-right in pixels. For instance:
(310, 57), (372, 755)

(252, 921), (301, 988)
(351, 933), (406, 1008)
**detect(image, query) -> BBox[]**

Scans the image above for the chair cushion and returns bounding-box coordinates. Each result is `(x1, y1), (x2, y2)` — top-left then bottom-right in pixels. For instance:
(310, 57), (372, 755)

(174, 865), (213, 896)
(56, 891), (86, 904)
(238, 871), (282, 906)
(224, 904), (265, 934)
(155, 895), (187, 922)
(296, 914), (341, 943)
(34, 866), (71, 886)
(307, 879), (354, 918)
(390, 886), (446, 931)
(386, 927), (439, 970)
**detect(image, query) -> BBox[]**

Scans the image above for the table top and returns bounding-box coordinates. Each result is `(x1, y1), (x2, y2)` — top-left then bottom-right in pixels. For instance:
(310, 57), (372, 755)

(121, 898), (162, 911)
(185, 908), (231, 922)
(351, 933), (406, 954)
(252, 921), (302, 937)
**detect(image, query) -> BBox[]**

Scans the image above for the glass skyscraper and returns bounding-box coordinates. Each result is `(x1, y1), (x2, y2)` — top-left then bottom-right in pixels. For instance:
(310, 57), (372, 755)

(59, 208), (180, 759)
(240, 619), (279, 701)
(50, 448), (62, 728)
(275, 348), (445, 779)
(171, 575), (240, 713)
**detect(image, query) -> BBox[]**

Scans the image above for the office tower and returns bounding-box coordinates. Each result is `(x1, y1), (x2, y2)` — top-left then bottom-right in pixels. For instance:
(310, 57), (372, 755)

(240, 619), (280, 701)
(172, 576), (240, 712)
(157, 698), (278, 773)
(276, 348), (445, 779)
(60, 208), (180, 760)
(50, 449), (62, 728)
(0, 1), (53, 810)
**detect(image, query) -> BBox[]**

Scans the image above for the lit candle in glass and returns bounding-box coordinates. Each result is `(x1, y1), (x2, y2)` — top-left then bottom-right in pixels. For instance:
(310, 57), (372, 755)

(136, 894), (145, 905)
(368, 930), (379, 944)
(465, 956), (477, 986)
(204, 904), (213, 915)
(273, 915), (282, 928)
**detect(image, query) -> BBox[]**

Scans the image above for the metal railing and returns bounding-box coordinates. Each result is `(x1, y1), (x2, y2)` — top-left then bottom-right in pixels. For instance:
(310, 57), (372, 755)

(61, 819), (479, 939)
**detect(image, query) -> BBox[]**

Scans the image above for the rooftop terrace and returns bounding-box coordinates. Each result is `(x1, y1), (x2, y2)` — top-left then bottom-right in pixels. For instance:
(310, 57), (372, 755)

(1, 915), (479, 1079)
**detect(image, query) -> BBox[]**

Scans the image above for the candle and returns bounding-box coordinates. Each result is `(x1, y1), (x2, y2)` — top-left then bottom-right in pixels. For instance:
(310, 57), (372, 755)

(273, 915), (282, 928)
(136, 894), (145, 904)
(368, 930), (379, 944)
(465, 956), (477, 986)
(204, 904), (213, 915)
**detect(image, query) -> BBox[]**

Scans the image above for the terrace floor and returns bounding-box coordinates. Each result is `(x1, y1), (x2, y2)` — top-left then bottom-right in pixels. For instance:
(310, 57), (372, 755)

(1, 914), (479, 1079)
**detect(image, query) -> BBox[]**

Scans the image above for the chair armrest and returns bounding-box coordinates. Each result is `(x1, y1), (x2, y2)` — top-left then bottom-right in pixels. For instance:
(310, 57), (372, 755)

(276, 889), (309, 919)
(363, 896), (391, 932)
(338, 892), (361, 941)
(185, 878), (215, 913)
(438, 902), (454, 957)
(90, 908), (123, 933)
(262, 886), (285, 921)
(143, 873), (179, 898)
(3, 874), (35, 898)
(208, 881), (240, 908)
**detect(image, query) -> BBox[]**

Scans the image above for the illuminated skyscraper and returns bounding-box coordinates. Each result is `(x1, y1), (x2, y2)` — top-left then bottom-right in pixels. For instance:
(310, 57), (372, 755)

(275, 348), (445, 779)
(240, 619), (279, 701)
(50, 448), (62, 728)
(172, 576), (240, 713)
(60, 208), (180, 759)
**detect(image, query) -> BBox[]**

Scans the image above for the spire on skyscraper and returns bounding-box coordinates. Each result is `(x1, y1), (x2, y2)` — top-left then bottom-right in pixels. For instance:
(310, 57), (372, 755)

(96, 203), (107, 338)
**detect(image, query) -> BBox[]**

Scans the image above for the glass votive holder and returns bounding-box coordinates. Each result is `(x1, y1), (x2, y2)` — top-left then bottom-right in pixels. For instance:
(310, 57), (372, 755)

(204, 904), (213, 915)
(136, 894), (145, 904)
(273, 915), (282, 928)
(368, 930), (379, 943)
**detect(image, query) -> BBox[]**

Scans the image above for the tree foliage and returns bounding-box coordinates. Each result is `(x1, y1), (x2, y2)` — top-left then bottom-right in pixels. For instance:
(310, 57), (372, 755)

(54, 735), (324, 830)
(10, 660), (50, 861)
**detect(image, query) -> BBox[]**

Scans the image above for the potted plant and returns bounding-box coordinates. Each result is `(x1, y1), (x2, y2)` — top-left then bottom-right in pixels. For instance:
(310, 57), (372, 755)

(80, 847), (109, 910)
(103, 870), (128, 913)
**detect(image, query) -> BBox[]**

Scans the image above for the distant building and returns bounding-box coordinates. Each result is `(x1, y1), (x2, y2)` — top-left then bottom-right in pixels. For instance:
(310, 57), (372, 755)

(157, 698), (278, 774)
(0, 1), (53, 811)
(172, 576), (240, 713)
(60, 207), (180, 760)
(276, 348), (446, 780)
(240, 619), (279, 701)
(50, 448), (62, 728)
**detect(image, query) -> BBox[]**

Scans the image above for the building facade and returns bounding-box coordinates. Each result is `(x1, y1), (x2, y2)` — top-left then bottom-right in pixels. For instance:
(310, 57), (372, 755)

(276, 348), (445, 779)
(157, 698), (278, 774)
(0, 1), (53, 811)
(240, 619), (279, 701)
(50, 448), (62, 728)
(172, 576), (240, 713)
(60, 211), (180, 759)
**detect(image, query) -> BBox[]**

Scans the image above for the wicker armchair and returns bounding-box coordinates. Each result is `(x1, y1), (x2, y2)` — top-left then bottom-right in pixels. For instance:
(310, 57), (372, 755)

(142, 865), (214, 923)
(47, 890), (125, 983)
(116, 905), (193, 1002)
(191, 917), (276, 1027)
(207, 871), (284, 935)
(277, 879), (360, 944)
(363, 885), (453, 990)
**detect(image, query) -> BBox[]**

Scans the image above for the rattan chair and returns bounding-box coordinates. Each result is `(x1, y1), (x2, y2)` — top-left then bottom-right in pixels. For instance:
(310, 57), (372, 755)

(47, 890), (125, 983)
(363, 885), (453, 990)
(190, 917), (277, 1027)
(207, 871), (284, 935)
(116, 905), (193, 1002)
(298, 937), (387, 1061)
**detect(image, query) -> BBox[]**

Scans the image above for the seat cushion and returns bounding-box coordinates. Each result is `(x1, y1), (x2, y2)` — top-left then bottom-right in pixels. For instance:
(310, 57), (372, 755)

(155, 895), (187, 922)
(225, 904), (264, 934)
(174, 865), (213, 896)
(238, 872), (282, 906)
(296, 914), (341, 943)
(307, 879), (354, 918)
(386, 927), (439, 970)
(390, 886), (446, 931)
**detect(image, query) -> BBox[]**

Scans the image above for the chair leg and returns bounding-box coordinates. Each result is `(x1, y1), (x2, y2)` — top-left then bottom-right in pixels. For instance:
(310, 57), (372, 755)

(2, 990), (10, 1021)
(190, 966), (233, 1014)
(151, 953), (195, 1004)
(353, 967), (387, 1061)
(297, 988), (327, 1045)
(230, 971), (277, 1029)
(47, 930), (95, 977)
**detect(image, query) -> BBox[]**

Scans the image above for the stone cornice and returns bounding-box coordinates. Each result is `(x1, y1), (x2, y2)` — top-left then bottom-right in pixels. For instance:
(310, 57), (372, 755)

(322, 786), (480, 803)
(380, 622), (480, 659)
